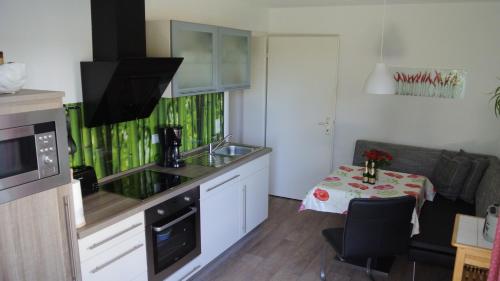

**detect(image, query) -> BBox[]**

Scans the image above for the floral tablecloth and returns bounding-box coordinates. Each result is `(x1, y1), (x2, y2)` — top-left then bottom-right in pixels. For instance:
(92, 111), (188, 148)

(300, 165), (436, 236)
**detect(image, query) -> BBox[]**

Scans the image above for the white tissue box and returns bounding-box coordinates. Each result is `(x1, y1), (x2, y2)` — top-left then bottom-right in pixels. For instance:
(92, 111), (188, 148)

(0, 63), (26, 94)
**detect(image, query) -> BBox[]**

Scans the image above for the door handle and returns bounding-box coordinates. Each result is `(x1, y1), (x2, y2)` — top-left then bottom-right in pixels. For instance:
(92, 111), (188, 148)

(318, 117), (331, 126)
(206, 175), (240, 192)
(153, 207), (197, 232)
(243, 185), (247, 234)
(63, 196), (78, 281)
(88, 223), (143, 250)
(90, 243), (144, 274)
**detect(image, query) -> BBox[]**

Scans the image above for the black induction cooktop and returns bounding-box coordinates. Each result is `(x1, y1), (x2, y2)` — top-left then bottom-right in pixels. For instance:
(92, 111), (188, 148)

(99, 170), (191, 200)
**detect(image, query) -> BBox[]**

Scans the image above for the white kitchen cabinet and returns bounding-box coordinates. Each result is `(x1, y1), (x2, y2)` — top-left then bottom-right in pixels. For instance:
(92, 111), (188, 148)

(80, 232), (147, 281)
(241, 167), (270, 234)
(78, 212), (146, 281)
(200, 154), (270, 263)
(200, 174), (242, 263)
(76, 154), (270, 281)
(79, 212), (145, 262)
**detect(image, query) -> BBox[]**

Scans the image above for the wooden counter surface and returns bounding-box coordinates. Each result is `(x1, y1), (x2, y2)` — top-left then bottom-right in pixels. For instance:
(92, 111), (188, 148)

(77, 147), (272, 239)
(0, 89), (64, 114)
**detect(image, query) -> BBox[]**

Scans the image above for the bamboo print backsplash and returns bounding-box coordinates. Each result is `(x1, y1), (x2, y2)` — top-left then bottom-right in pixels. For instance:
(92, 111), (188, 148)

(65, 93), (224, 179)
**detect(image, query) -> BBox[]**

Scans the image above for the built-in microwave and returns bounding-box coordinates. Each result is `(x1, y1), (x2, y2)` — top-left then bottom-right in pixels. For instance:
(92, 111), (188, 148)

(0, 108), (70, 204)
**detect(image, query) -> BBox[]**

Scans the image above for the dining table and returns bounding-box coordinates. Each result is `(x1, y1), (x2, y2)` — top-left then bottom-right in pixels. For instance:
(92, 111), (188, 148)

(300, 164), (436, 236)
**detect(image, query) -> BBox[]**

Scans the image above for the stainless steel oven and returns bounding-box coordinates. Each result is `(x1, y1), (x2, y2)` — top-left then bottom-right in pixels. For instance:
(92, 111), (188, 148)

(146, 187), (201, 281)
(0, 108), (70, 204)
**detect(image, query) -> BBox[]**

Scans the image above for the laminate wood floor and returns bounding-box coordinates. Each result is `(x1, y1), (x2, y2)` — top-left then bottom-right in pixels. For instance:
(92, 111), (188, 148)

(191, 196), (452, 281)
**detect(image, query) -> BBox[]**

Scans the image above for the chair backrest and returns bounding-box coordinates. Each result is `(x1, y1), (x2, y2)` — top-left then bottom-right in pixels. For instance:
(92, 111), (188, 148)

(342, 196), (416, 259)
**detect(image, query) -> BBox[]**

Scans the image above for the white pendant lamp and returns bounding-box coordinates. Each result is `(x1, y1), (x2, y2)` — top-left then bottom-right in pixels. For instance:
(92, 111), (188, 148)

(364, 0), (396, 95)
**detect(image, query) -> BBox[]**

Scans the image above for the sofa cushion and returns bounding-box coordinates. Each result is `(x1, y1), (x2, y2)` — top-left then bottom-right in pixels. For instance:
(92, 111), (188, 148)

(475, 158), (500, 216)
(432, 151), (472, 201)
(410, 194), (474, 255)
(353, 140), (497, 180)
(459, 150), (490, 204)
(353, 140), (442, 179)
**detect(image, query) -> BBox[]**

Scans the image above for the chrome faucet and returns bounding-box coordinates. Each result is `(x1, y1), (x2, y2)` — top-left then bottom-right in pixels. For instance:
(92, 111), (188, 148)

(209, 134), (232, 154)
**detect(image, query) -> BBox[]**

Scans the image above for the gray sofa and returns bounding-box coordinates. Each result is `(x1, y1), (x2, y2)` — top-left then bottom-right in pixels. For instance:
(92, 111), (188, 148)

(352, 140), (500, 267)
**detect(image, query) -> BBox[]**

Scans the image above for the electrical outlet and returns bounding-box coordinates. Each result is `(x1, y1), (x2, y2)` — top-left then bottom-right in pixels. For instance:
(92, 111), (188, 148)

(152, 133), (159, 144)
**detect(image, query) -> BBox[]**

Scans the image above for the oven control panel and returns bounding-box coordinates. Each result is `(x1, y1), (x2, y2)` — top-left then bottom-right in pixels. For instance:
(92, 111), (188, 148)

(35, 131), (59, 178)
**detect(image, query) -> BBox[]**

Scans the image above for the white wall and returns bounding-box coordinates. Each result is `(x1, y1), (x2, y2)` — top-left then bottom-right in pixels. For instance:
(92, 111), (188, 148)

(0, 0), (267, 103)
(230, 35), (268, 146)
(268, 2), (500, 167)
(145, 0), (268, 32)
(0, 0), (92, 103)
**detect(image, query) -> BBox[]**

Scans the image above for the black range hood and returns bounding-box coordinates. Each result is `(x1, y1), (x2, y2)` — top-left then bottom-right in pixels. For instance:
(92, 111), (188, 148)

(81, 0), (182, 127)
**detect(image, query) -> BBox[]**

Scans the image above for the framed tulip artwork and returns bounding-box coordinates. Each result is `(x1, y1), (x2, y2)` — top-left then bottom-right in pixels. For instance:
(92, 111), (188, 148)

(391, 67), (466, 99)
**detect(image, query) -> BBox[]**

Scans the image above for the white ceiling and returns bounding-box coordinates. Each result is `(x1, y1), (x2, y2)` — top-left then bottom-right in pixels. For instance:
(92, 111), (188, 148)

(252, 0), (499, 8)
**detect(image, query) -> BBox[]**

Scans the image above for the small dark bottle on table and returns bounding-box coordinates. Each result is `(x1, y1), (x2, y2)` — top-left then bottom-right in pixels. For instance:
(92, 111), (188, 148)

(368, 161), (376, 184)
(362, 160), (369, 183)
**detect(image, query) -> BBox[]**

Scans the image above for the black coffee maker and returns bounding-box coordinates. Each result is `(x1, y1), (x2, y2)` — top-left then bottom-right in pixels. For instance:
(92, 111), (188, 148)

(158, 125), (185, 168)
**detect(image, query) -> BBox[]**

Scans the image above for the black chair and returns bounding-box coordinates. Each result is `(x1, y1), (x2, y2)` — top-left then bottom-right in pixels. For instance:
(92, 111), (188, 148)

(320, 196), (416, 281)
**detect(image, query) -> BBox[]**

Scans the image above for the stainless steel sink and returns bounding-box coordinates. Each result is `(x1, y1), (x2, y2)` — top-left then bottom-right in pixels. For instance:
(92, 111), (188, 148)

(184, 152), (233, 168)
(213, 145), (253, 157)
(183, 144), (260, 168)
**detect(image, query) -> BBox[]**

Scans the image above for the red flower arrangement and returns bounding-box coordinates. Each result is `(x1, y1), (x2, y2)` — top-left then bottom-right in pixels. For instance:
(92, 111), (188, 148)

(363, 149), (393, 168)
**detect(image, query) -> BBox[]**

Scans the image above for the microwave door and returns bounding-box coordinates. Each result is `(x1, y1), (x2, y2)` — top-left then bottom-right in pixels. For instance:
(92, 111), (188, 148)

(0, 126), (39, 190)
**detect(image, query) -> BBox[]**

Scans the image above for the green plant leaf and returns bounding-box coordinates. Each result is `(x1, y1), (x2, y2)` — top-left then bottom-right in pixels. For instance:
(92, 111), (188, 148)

(494, 86), (500, 117)
(490, 84), (500, 117)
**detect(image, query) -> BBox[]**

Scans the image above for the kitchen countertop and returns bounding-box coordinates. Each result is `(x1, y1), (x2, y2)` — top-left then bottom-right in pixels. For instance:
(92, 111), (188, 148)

(77, 147), (272, 239)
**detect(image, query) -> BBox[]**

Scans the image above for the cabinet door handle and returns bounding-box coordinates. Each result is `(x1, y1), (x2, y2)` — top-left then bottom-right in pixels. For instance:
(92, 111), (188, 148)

(179, 265), (201, 281)
(63, 196), (78, 281)
(90, 243), (144, 274)
(88, 222), (143, 250)
(206, 175), (240, 192)
(243, 185), (247, 234)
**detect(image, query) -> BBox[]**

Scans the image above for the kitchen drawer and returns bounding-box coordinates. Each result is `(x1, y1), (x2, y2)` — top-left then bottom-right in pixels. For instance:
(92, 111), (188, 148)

(81, 232), (147, 281)
(200, 169), (242, 199)
(79, 212), (145, 262)
(200, 154), (270, 198)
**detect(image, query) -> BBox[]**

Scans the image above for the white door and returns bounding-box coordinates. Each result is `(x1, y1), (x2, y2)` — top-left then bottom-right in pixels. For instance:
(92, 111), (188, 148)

(266, 35), (339, 200)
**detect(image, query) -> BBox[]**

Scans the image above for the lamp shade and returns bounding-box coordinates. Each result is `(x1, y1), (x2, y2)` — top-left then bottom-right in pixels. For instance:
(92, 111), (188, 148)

(364, 63), (396, 95)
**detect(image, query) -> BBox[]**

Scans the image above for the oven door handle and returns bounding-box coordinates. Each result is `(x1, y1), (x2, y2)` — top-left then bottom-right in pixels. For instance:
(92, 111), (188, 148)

(153, 207), (198, 233)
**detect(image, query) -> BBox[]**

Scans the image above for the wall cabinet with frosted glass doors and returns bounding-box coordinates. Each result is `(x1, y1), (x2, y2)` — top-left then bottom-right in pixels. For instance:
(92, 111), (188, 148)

(146, 20), (251, 97)
(217, 27), (251, 90)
